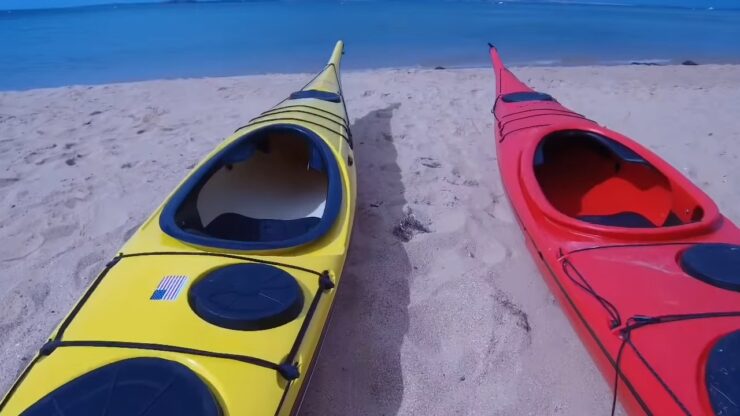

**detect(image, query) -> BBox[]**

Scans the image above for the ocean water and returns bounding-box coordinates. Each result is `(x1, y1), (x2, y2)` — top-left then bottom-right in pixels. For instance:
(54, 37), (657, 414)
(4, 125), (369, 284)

(1, 0), (740, 90)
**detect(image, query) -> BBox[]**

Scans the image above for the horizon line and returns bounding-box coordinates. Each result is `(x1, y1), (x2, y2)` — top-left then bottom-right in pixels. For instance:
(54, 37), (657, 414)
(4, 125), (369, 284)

(2, 0), (739, 14)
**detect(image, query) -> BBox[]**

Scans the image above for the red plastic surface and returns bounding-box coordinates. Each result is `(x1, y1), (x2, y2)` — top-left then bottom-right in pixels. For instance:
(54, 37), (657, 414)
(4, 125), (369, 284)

(490, 46), (740, 415)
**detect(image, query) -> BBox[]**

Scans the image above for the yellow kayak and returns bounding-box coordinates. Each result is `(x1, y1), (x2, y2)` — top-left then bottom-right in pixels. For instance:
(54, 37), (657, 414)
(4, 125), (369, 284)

(0, 41), (355, 416)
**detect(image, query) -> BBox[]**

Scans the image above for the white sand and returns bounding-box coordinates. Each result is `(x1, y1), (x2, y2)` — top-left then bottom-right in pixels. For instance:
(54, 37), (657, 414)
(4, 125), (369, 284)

(1, 65), (738, 415)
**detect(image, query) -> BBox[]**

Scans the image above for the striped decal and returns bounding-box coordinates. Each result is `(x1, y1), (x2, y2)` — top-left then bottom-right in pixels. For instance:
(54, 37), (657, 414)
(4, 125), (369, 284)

(150, 275), (188, 301)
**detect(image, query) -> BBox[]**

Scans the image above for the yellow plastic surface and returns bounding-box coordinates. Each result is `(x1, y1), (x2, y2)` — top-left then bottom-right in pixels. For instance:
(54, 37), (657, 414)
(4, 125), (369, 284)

(0, 40), (355, 416)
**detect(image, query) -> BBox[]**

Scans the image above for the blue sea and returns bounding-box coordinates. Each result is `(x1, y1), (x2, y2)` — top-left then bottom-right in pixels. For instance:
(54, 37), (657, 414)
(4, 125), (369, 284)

(1, 0), (740, 90)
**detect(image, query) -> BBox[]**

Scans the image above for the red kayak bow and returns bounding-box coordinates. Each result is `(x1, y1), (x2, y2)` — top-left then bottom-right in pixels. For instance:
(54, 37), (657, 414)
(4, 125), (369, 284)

(489, 44), (740, 415)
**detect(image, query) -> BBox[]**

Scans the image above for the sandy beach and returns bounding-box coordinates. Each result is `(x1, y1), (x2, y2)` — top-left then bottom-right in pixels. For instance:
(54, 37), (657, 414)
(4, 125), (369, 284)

(1, 64), (739, 415)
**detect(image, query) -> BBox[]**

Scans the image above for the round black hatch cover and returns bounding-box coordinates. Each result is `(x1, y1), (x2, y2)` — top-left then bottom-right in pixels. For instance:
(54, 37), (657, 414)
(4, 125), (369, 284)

(680, 244), (740, 292)
(706, 330), (740, 416)
(22, 358), (221, 416)
(190, 263), (304, 330)
(501, 91), (555, 103)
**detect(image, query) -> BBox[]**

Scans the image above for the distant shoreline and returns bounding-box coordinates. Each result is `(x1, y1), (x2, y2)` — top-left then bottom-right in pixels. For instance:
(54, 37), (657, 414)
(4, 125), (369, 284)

(3, 0), (740, 13)
(2, 62), (739, 93)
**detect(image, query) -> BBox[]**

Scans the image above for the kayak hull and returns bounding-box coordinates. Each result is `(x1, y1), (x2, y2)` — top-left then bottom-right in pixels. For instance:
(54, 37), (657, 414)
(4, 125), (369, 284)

(490, 45), (740, 415)
(1, 41), (355, 416)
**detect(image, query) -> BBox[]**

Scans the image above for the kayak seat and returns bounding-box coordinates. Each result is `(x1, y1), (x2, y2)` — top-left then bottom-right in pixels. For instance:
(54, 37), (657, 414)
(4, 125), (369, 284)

(501, 91), (555, 103)
(534, 130), (648, 168)
(160, 125), (342, 251)
(533, 130), (705, 228)
(21, 358), (221, 416)
(663, 211), (685, 227)
(289, 90), (342, 103)
(578, 211), (686, 228)
(577, 212), (656, 228)
(204, 213), (321, 242)
(190, 263), (304, 330)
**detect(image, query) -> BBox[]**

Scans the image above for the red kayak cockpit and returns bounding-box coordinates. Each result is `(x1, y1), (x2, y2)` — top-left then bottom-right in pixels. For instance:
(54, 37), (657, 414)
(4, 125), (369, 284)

(518, 126), (721, 238)
(490, 44), (740, 416)
(534, 129), (703, 228)
(489, 45), (721, 238)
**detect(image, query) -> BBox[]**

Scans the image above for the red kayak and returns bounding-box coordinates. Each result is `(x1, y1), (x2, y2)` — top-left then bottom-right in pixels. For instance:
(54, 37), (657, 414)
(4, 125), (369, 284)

(489, 45), (740, 415)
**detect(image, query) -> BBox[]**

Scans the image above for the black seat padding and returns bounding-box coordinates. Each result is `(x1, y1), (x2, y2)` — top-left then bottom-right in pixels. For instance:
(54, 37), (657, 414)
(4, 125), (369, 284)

(204, 213), (321, 242)
(706, 330), (740, 415)
(501, 91), (555, 103)
(190, 263), (304, 331)
(680, 243), (740, 292)
(534, 130), (649, 168)
(662, 212), (684, 227)
(586, 132), (647, 165)
(578, 212), (656, 228)
(289, 90), (341, 103)
(22, 358), (221, 416)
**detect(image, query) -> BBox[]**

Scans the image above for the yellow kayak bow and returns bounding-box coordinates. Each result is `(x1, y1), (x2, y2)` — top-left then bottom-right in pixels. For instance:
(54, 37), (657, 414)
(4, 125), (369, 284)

(1, 41), (355, 416)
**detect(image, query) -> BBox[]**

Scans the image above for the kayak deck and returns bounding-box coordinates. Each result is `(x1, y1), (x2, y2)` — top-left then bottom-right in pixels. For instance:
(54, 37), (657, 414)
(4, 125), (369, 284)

(0, 41), (356, 416)
(490, 45), (740, 415)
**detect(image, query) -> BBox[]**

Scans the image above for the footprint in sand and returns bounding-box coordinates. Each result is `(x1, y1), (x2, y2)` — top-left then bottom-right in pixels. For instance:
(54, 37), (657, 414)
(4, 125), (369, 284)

(0, 290), (31, 338)
(28, 282), (50, 309)
(0, 177), (20, 189)
(0, 281), (51, 342)
(419, 157), (441, 168)
(475, 234), (509, 266)
(121, 221), (142, 242)
(431, 207), (466, 234)
(406, 302), (444, 353)
(86, 200), (134, 236)
(0, 224), (44, 262)
(41, 224), (78, 243)
(22, 143), (58, 165)
(73, 251), (107, 287)
(494, 289), (532, 335)
(485, 193), (515, 223)
(62, 186), (93, 209)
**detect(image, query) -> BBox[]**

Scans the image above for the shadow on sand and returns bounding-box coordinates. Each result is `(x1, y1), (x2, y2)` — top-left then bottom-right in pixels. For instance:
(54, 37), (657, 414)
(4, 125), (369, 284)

(300, 104), (410, 416)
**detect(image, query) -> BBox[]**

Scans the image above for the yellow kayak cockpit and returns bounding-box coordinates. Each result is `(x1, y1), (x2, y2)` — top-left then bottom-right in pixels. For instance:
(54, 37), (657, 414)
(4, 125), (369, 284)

(161, 124), (343, 250)
(0, 41), (356, 416)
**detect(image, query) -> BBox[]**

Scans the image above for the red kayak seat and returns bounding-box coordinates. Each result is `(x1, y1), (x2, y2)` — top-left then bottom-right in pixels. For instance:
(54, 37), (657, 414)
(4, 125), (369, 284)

(534, 130), (704, 228)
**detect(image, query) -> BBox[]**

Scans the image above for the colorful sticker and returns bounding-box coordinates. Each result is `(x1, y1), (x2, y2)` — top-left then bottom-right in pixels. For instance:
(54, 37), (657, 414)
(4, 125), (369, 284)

(150, 275), (188, 301)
